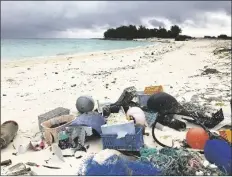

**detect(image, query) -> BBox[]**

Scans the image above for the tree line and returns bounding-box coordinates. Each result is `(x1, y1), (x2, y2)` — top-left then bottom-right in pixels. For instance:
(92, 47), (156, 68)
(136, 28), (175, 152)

(103, 25), (231, 41)
(104, 25), (182, 40)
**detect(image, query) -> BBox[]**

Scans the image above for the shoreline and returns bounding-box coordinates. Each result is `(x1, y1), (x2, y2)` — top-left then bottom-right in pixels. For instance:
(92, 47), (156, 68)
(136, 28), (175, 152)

(1, 43), (157, 68)
(1, 38), (231, 175)
(1, 39), (154, 65)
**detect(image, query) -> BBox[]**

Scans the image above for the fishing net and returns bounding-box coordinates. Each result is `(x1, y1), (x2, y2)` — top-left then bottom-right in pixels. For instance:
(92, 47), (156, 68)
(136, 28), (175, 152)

(139, 147), (226, 176)
(77, 153), (161, 176)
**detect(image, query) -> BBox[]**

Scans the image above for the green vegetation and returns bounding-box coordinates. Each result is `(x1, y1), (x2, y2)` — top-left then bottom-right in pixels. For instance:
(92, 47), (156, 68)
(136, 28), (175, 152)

(103, 25), (182, 40)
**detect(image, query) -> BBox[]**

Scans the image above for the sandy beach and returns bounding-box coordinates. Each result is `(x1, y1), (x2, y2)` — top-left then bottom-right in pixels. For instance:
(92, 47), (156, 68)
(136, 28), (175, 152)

(1, 39), (231, 175)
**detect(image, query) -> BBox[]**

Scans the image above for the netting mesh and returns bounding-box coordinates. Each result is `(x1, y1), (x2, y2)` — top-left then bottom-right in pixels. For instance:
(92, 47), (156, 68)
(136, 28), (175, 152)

(139, 147), (226, 176)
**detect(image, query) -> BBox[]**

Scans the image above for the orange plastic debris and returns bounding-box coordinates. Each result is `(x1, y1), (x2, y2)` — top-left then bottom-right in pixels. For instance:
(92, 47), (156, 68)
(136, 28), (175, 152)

(186, 128), (209, 150)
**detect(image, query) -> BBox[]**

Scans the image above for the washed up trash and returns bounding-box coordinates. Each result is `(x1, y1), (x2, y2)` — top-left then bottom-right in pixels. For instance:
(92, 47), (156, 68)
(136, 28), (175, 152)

(41, 115), (75, 145)
(144, 111), (167, 131)
(140, 147), (225, 176)
(136, 86), (164, 107)
(1, 159), (12, 166)
(136, 91), (151, 107)
(102, 87), (138, 116)
(77, 149), (161, 176)
(59, 126), (93, 150)
(204, 139), (232, 175)
(52, 143), (65, 162)
(219, 129), (232, 143)
(127, 107), (147, 126)
(97, 100), (111, 114)
(147, 92), (224, 129)
(147, 92), (187, 131)
(101, 120), (135, 139)
(38, 107), (70, 132)
(144, 85), (164, 95)
(186, 128), (209, 150)
(76, 96), (95, 113)
(0, 121), (19, 149)
(17, 140), (46, 154)
(7, 167), (32, 176)
(70, 112), (105, 135)
(182, 108), (224, 129)
(156, 114), (186, 131)
(101, 126), (144, 151)
(114, 86), (137, 107)
(57, 131), (70, 150)
(7, 163), (30, 176)
(106, 109), (129, 125)
(147, 92), (181, 115)
(42, 165), (61, 169)
(26, 162), (39, 167)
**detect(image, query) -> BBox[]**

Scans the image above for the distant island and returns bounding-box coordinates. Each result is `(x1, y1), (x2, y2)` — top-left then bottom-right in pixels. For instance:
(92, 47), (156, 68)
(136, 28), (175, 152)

(103, 25), (231, 41)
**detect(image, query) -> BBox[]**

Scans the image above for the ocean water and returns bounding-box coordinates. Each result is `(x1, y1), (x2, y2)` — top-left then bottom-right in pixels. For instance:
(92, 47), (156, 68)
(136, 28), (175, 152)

(1, 39), (152, 60)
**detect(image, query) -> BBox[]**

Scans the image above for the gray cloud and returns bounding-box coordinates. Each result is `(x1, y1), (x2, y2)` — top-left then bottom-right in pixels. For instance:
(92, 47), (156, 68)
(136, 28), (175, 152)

(1, 1), (231, 38)
(148, 19), (166, 28)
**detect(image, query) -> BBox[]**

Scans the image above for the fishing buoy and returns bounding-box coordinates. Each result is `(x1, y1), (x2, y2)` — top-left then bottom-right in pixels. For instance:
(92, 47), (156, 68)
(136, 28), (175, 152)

(186, 128), (209, 150)
(76, 96), (95, 113)
(126, 107), (146, 126)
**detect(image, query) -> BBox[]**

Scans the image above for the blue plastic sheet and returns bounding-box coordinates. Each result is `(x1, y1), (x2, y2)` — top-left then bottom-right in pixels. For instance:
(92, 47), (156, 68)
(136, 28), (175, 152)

(70, 112), (105, 135)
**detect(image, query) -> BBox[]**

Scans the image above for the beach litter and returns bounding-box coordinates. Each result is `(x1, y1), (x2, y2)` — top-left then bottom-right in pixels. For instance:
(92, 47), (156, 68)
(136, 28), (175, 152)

(77, 149), (161, 176)
(41, 115), (75, 145)
(38, 107), (70, 132)
(0, 120), (19, 149)
(204, 139), (232, 175)
(1, 159), (12, 166)
(76, 96), (95, 113)
(186, 128), (209, 150)
(4, 163), (36, 176)
(139, 147), (226, 176)
(2, 85), (231, 175)
(58, 126), (93, 150)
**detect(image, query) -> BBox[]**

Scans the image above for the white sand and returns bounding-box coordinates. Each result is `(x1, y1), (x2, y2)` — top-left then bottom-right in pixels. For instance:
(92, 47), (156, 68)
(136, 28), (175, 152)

(1, 39), (231, 175)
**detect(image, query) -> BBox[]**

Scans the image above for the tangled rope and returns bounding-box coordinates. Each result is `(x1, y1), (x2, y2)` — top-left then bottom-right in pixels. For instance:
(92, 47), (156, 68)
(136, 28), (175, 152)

(140, 147), (225, 176)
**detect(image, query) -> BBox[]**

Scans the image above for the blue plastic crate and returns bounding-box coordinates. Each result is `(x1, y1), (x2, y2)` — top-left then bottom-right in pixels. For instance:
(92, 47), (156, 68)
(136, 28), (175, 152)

(101, 126), (144, 151)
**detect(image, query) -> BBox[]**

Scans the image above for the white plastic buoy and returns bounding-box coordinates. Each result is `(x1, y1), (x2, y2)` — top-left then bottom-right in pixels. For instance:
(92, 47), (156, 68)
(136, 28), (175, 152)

(126, 107), (147, 126)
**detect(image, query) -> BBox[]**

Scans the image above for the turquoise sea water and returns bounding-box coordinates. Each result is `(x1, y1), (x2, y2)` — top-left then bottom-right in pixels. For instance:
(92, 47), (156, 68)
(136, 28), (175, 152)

(1, 39), (152, 60)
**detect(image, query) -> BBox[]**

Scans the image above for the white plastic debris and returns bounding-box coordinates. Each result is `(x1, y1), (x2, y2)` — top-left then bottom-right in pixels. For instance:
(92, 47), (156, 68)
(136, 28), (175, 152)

(196, 171), (204, 176)
(52, 143), (64, 162)
(203, 160), (210, 167)
(101, 120), (135, 138)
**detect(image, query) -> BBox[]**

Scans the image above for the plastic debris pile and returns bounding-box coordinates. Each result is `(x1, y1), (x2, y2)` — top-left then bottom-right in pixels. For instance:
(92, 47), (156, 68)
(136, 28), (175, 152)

(140, 147), (226, 176)
(1, 85), (231, 176)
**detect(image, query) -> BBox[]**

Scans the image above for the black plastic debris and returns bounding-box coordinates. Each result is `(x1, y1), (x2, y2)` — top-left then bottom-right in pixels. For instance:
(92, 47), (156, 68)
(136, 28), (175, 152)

(147, 92), (225, 129)
(147, 92), (187, 131)
(157, 114), (186, 131)
(102, 86), (140, 117)
(147, 92), (181, 115)
(182, 108), (224, 129)
(1, 159), (12, 166)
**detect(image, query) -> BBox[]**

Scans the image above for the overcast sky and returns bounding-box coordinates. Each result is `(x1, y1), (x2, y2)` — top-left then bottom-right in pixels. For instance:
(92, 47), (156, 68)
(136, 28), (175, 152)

(1, 1), (231, 38)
